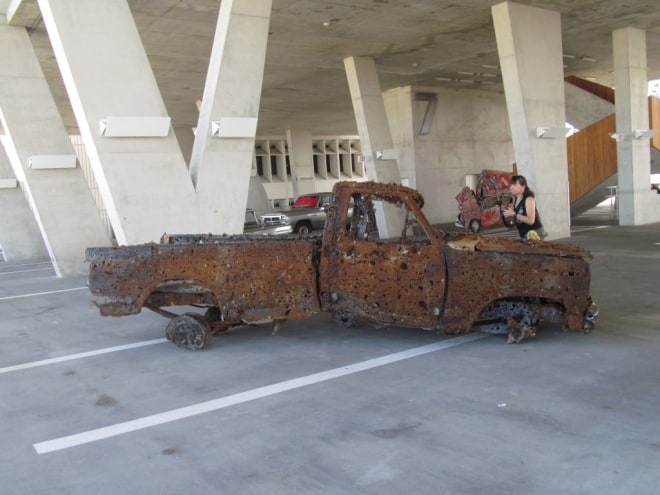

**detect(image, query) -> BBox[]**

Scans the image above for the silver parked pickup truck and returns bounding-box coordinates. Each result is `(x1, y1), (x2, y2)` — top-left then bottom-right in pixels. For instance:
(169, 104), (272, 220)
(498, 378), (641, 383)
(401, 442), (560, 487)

(261, 192), (332, 234)
(243, 209), (292, 236)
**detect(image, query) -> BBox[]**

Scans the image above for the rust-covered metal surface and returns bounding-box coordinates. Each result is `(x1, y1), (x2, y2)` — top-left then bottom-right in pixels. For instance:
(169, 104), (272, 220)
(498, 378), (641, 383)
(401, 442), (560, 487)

(87, 180), (597, 345)
(86, 235), (322, 322)
(317, 181), (595, 337)
(439, 233), (594, 333)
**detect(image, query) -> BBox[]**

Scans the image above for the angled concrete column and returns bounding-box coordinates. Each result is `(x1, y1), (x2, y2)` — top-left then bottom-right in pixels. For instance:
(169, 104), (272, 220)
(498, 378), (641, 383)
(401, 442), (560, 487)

(344, 56), (401, 185)
(344, 56), (403, 238)
(613, 27), (659, 225)
(0, 141), (48, 262)
(0, 24), (109, 276)
(190, 0), (272, 234)
(286, 129), (314, 197)
(493, 2), (570, 239)
(38, 0), (198, 245)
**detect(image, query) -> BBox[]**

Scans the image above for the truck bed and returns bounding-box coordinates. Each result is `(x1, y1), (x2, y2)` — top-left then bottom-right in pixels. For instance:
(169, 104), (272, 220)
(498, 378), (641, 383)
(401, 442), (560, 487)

(86, 234), (323, 322)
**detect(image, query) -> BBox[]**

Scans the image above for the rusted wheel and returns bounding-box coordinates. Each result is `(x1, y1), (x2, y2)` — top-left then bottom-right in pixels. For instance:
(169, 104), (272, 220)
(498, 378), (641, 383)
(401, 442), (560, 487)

(333, 311), (356, 328)
(583, 302), (599, 334)
(183, 312), (211, 335)
(165, 314), (209, 350)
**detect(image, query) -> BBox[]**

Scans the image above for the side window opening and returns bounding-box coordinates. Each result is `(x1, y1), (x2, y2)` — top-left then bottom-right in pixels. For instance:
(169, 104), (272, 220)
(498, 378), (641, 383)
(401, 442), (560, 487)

(348, 193), (430, 245)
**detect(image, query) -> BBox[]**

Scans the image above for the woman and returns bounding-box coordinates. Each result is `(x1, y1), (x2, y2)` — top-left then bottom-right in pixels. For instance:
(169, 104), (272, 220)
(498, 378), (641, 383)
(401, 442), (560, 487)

(502, 175), (544, 240)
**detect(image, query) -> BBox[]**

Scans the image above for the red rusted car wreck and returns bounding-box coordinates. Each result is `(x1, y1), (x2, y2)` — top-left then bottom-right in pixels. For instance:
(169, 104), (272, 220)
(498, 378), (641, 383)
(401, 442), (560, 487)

(86, 181), (598, 349)
(455, 169), (515, 233)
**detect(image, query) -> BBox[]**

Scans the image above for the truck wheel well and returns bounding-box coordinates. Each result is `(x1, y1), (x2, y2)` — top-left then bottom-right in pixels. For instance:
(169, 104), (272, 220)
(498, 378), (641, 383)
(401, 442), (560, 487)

(476, 297), (565, 326)
(143, 278), (218, 311)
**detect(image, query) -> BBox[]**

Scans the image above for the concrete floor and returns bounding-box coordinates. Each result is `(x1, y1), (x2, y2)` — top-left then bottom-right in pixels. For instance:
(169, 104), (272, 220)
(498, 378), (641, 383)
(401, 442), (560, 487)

(0, 207), (658, 494)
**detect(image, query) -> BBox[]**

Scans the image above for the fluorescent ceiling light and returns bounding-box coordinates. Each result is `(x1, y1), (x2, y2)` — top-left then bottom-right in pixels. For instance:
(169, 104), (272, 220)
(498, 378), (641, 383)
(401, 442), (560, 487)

(633, 129), (657, 140)
(211, 117), (258, 138)
(536, 127), (570, 139)
(0, 178), (17, 188)
(99, 116), (171, 137)
(29, 154), (77, 169)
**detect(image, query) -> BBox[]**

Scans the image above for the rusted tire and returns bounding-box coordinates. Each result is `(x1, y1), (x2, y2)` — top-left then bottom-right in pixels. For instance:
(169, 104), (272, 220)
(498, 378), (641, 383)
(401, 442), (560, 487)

(294, 222), (313, 234)
(333, 311), (356, 328)
(183, 312), (211, 335)
(165, 314), (209, 350)
(583, 302), (599, 334)
(469, 219), (481, 233)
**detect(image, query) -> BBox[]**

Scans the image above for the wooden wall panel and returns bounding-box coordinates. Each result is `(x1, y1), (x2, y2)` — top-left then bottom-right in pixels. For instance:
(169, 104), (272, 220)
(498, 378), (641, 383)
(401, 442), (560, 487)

(566, 114), (617, 203)
(650, 96), (660, 150)
(565, 76), (615, 104)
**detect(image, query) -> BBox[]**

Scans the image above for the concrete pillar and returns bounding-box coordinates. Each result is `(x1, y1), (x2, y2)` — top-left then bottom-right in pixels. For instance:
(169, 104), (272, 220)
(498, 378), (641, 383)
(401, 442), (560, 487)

(0, 141), (48, 262)
(383, 86), (417, 189)
(344, 56), (403, 238)
(492, 2), (570, 239)
(0, 24), (110, 276)
(344, 56), (401, 185)
(37, 0), (198, 245)
(190, 0), (272, 235)
(286, 129), (315, 197)
(613, 27), (660, 225)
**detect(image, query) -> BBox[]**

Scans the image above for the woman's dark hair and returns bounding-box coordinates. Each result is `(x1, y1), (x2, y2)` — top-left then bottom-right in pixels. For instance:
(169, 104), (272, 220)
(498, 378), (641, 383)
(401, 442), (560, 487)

(511, 175), (535, 197)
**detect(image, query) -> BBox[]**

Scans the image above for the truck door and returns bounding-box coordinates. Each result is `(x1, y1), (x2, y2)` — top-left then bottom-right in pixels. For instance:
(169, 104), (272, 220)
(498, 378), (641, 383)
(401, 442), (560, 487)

(322, 192), (446, 329)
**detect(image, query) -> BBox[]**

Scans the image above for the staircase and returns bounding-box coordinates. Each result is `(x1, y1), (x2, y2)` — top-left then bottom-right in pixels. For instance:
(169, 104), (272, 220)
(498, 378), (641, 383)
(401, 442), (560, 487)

(565, 76), (660, 217)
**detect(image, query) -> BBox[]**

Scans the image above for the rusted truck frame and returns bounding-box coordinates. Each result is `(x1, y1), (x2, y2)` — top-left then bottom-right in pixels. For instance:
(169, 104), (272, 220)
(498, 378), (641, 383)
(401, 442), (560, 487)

(86, 181), (598, 349)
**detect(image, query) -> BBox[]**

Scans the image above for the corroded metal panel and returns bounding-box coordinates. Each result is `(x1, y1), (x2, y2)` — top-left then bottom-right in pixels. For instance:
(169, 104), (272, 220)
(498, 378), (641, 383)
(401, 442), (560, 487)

(319, 181), (446, 329)
(86, 235), (321, 321)
(439, 233), (593, 333)
(87, 181), (596, 344)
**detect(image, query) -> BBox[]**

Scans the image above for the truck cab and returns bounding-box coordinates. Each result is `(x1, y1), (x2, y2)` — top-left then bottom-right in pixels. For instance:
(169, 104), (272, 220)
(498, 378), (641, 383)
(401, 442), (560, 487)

(320, 181), (597, 337)
(320, 182), (447, 329)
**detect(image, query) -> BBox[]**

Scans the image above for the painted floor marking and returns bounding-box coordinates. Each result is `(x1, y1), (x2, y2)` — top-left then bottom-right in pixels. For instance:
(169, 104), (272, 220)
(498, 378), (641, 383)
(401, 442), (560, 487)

(0, 267), (54, 275)
(571, 225), (610, 233)
(0, 261), (52, 269)
(0, 339), (168, 375)
(0, 286), (87, 301)
(34, 333), (489, 454)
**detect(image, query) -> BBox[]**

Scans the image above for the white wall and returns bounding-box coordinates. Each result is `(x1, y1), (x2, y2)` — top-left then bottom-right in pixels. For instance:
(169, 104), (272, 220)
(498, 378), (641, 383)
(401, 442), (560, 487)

(385, 85), (515, 224)
(564, 82), (614, 129)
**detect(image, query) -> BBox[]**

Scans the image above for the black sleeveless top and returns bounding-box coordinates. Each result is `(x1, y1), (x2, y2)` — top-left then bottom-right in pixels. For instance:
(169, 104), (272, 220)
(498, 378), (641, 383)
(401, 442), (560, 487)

(514, 194), (543, 239)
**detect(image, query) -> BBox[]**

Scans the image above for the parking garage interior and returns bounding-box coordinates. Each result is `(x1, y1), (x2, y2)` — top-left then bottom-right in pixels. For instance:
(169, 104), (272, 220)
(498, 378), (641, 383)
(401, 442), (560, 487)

(1, 1), (660, 493)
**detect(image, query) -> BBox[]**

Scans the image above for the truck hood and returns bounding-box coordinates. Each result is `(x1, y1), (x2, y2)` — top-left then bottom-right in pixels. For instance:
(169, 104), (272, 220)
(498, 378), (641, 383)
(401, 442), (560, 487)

(444, 232), (592, 260)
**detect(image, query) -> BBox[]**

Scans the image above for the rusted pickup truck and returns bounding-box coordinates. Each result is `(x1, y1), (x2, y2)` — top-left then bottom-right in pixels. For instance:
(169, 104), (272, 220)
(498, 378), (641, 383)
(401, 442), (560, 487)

(86, 181), (598, 349)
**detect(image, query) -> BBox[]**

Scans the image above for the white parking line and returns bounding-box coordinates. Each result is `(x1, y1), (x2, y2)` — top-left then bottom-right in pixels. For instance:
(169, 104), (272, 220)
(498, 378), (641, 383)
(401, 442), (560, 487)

(0, 260), (52, 269)
(571, 225), (610, 233)
(0, 267), (55, 275)
(0, 339), (168, 375)
(0, 286), (87, 301)
(34, 333), (489, 454)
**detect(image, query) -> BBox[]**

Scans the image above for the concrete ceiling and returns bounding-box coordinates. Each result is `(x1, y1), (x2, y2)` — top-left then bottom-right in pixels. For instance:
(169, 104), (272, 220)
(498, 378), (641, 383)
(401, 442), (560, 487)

(4, 0), (660, 137)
